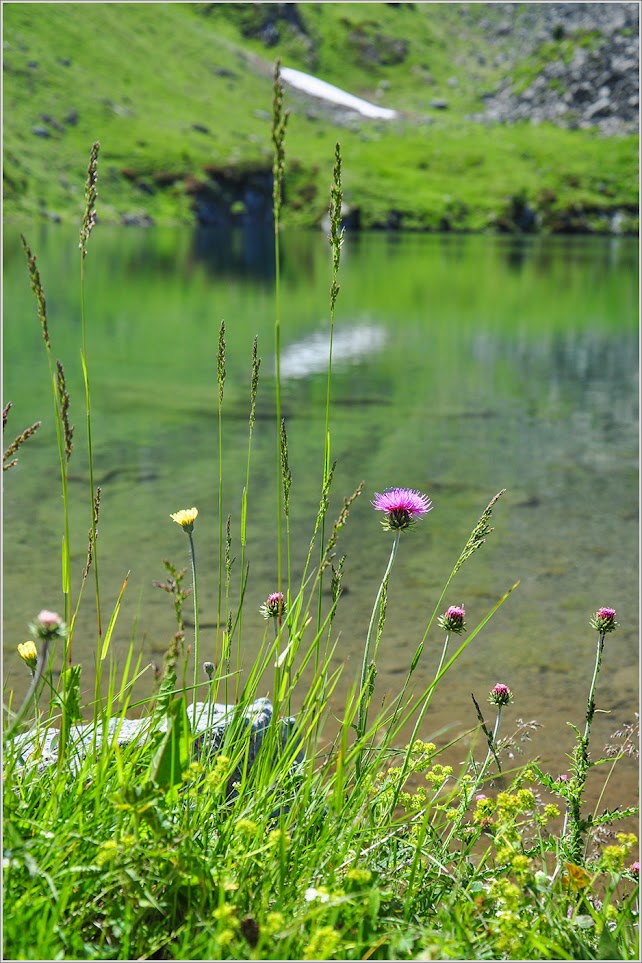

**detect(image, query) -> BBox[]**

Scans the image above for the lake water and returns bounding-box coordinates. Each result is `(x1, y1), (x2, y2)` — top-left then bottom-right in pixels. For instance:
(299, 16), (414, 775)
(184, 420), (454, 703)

(3, 226), (639, 809)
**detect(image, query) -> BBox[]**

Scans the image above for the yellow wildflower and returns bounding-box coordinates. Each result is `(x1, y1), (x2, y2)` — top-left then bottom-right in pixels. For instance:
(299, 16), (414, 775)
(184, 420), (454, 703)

(17, 641), (38, 671)
(170, 507), (198, 533)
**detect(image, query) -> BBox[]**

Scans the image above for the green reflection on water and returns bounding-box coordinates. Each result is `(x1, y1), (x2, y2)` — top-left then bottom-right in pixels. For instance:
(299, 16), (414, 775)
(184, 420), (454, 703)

(3, 227), (638, 788)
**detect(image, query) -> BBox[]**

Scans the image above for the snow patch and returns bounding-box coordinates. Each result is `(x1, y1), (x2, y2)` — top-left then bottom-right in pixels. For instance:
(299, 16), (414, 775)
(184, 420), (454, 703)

(280, 67), (397, 120)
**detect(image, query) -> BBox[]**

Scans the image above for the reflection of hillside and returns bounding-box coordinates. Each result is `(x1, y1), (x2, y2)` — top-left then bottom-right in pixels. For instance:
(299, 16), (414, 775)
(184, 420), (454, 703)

(472, 330), (638, 432)
(191, 225), (276, 282)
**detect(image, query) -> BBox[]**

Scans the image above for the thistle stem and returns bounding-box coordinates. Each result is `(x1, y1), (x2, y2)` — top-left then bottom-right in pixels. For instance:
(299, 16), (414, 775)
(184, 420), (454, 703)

(563, 629), (607, 859)
(435, 633), (451, 683)
(356, 531), (400, 776)
(479, 705), (503, 784)
(583, 631), (606, 746)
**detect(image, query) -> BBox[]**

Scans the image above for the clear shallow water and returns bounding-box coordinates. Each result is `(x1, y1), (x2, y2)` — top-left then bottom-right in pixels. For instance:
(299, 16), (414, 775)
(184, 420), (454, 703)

(3, 227), (639, 807)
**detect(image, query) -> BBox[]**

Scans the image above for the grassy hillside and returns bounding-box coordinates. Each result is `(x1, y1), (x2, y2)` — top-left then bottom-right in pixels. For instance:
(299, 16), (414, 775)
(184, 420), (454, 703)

(2, 2), (638, 231)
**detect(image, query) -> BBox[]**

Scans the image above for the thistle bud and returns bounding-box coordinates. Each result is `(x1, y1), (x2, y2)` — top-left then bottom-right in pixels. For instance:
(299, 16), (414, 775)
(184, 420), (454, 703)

(590, 607), (618, 633)
(438, 604), (466, 634)
(488, 683), (512, 707)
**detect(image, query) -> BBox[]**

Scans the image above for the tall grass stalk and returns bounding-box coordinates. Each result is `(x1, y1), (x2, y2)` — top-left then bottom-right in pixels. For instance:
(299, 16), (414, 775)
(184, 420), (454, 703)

(223, 515), (232, 709)
(215, 318), (226, 670)
(317, 143), (344, 638)
(237, 337), (260, 697)
(271, 60), (288, 597)
(280, 417), (292, 594)
(19, 237), (72, 648)
(79, 143), (102, 651)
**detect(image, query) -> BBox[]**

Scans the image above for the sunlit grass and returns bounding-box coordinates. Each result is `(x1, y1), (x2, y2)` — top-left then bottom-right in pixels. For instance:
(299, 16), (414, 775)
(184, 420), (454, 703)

(2, 3), (638, 231)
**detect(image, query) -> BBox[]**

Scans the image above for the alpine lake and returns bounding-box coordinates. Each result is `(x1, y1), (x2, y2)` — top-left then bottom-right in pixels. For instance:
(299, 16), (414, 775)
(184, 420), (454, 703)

(3, 225), (639, 814)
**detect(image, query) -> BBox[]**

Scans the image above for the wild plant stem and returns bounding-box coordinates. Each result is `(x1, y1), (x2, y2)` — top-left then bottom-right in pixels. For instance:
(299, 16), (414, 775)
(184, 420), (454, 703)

(216, 385), (224, 669)
(583, 631), (606, 746)
(563, 629), (607, 859)
(188, 531), (200, 729)
(435, 633), (451, 683)
(3, 641), (52, 741)
(356, 531), (400, 776)
(386, 582), (518, 817)
(215, 319), (226, 671)
(479, 705), (503, 785)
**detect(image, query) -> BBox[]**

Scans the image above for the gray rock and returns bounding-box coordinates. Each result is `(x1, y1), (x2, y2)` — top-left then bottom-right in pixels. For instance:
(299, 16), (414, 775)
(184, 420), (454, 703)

(476, 2), (638, 134)
(31, 126), (51, 138)
(585, 97), (612, 119)
(8, 699), (303, 779)
(121, 212), (155, 227)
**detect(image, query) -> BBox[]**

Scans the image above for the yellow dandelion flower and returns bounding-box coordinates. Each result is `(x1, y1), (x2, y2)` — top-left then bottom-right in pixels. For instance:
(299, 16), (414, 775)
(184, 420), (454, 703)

(17, 640), (38, 671)
(170, 507), (198, 533)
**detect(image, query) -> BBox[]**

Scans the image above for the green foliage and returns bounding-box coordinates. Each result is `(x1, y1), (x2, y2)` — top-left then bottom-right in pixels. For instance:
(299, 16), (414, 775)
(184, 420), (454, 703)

(3, 58), (639, 963)
(2, 3), (638, 231)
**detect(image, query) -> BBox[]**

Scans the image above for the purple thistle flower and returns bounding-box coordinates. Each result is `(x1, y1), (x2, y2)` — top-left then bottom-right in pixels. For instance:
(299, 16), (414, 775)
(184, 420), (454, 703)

(438, 604), (466, 634)
(631, 861), (640, 877)
(488, 683), (513, 707)
(590, 606), (618, 634)
(371, 487), (432, 532)
(260, 591), (286, 620)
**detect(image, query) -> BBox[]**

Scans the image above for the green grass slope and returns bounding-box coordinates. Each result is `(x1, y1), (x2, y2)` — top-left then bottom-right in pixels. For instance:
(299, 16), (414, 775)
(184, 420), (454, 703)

(2, 2), (638, 231)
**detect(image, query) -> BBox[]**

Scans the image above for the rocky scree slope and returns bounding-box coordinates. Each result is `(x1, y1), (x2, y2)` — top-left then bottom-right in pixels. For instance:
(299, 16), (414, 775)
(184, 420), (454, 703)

(465, 2), (639, 135)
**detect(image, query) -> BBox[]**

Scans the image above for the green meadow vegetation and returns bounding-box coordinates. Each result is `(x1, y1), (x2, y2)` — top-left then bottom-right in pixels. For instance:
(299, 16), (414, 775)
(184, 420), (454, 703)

(2, 2), (638, 231)
(2, 64), (639, 960)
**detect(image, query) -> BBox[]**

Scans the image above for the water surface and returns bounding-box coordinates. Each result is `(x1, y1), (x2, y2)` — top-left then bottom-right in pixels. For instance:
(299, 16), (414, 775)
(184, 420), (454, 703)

(3, 227), (638, 806)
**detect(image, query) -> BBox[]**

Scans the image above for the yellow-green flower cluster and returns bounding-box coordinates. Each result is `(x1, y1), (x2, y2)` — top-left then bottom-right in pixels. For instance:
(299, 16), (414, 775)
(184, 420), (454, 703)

(267, 828), (289, 849)
(212, 901), (239, 949)
(202, 754), (232, 793)
(510, 854), (531, 882)
(345, 867), (372, 887)
(405, 740), (437, 773)
(182, 761), (205, 787)
(601, 833), (638, 873)
(399, 785), (427, 815)
(234, 818), (258, 838)
(213, 903), (238, 927)
(473, 795), (496, 825)
(302, 925), (341, 961)
(263, 912), (285, 938)
(96, 839), (119, 867)
(485, 878), (533, 956)
(425, 764), (453, 788)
